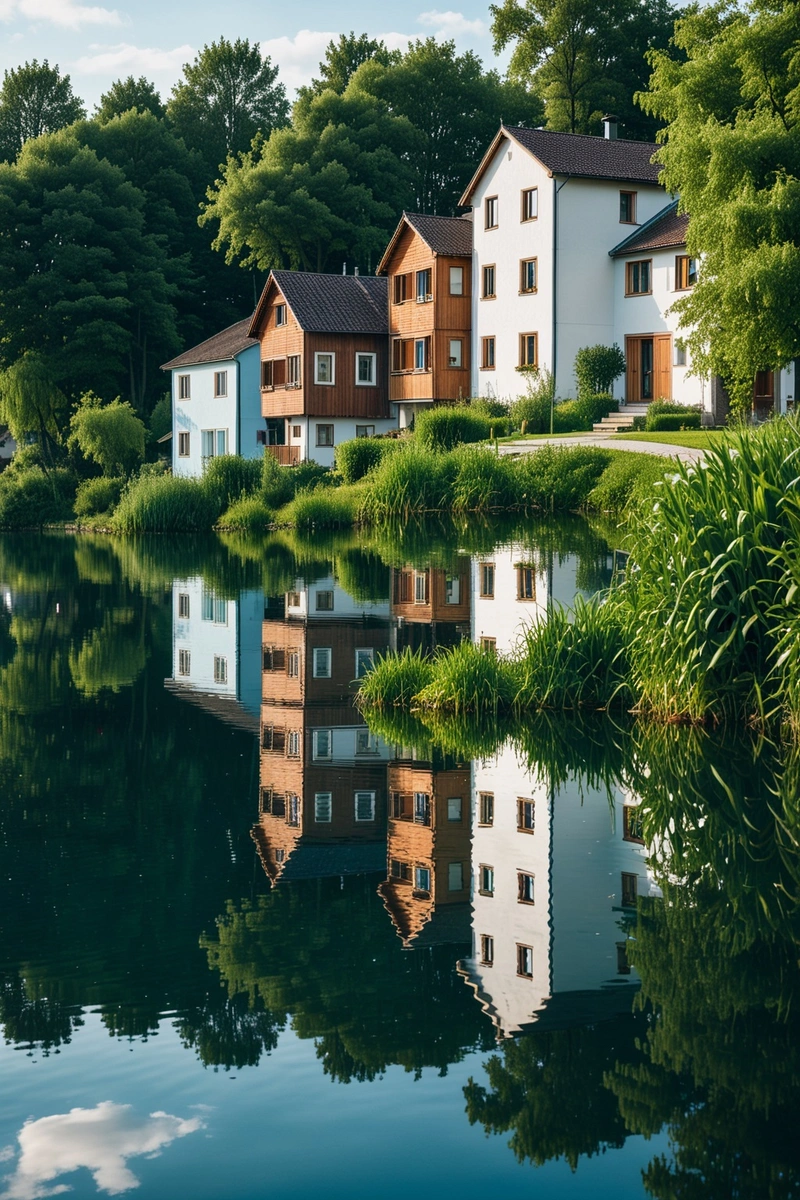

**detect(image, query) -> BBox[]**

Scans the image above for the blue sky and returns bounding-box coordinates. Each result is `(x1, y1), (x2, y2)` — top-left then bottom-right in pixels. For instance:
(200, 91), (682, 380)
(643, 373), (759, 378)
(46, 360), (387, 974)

(0, 0), (507, 111)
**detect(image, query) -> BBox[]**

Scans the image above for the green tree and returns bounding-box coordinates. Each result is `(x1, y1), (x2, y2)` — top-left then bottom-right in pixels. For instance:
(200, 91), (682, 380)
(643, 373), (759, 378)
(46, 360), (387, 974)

(70, 394), (146, 476)
(639, 0), (800, 413)
(0, 352), (68, 466)
(167, 38), (289, 173)
(0, 60), (85, 162)
(306, 32), (397, 96)
(95, 76), (165, 122)
(574, 343), (626, 395)
(0, 128), (180, 410)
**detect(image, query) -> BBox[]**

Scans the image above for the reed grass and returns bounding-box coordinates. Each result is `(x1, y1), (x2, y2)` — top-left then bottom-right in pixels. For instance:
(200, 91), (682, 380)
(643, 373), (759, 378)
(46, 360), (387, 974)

(357, 646), (435, 709)
(215, 495), (274, 531)
(414, 640), (518, 716)
(586, 452), (672, 513)
(414, 407), (493, 450)
(334, 437), (399, 483)
(111, 473), (219, 533)
(449, 444), (518, 512)
(275, 484), (362, 530)
(359, 444), (456, 521)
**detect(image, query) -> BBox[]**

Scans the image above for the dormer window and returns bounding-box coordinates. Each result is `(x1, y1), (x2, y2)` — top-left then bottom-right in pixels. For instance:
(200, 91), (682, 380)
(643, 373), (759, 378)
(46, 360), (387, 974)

(275, 303), (287, 326)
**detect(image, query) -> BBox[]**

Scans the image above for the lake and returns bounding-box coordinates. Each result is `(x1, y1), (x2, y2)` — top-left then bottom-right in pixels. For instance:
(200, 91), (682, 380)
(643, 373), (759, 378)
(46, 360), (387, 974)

(0, 521), (797, 1199)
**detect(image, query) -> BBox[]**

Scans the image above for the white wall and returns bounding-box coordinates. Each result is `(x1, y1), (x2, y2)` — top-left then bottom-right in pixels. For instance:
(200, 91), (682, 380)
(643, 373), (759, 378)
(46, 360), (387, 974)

(471, 546), (548, 654)
(172, 578), (237, 698)
(282, 415), (399, 469)
(238, 587), (266, 719)
(286, 576), (390, 621)
(172, 345), (263, 477)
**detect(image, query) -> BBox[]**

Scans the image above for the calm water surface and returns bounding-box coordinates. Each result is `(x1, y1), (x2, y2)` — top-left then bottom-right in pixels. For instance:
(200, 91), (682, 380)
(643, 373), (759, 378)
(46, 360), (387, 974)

(0, 522), (797, 1199)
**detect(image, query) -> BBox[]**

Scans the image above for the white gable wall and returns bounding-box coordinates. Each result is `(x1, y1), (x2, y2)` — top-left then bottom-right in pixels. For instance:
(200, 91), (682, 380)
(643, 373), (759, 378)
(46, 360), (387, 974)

(172, 344), (263, 477)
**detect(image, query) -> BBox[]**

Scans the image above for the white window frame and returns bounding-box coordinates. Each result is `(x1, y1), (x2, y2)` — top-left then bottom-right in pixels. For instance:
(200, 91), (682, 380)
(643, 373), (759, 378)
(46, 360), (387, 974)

(414, 339), (426, 371)
(314, 792), (332, 823)
(355, 729), (378, 755)
(286, 730), (301, 758)
(213, 655), (228, 684)
(312, 647), (332, 678)
(355, 425), (375, 438)
(355, 648), (375, 678)
(177, 374), (191, 400)
(447, 797), (462, 822)
(178, 648), (190, 676)
(213, 370), (228, 398)
(448, 339), (462, 368)
(178, 593), (190, 619)
(314, 352), (335, 385)
(275, 303), (287, 326)
(178, 431), (190, 458)
(449, 266), (463, 295)
(414, 865), (431, 892)
(354, 790), (376, 822)
(201, 428), (228, 460)
(313, 729), (332, 760)
(445, 574), (460, 605)
(355, 352), (376, 386)
(448, 862), (463, 892)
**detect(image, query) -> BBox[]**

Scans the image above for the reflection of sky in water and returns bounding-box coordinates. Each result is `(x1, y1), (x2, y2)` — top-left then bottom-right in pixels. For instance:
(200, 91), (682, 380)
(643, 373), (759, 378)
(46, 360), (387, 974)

(0, 1102), (203, 1199)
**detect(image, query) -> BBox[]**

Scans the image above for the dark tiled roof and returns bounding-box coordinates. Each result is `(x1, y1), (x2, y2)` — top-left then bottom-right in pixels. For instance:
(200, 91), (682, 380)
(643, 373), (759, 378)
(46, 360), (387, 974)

(506, 125), (661, 185)
(271, 271), (388, 335)
(404, 212), (473, 256)
(161, 317), (257, 370)
(610, 200), (688, 256)
(276, 841), (386, 881)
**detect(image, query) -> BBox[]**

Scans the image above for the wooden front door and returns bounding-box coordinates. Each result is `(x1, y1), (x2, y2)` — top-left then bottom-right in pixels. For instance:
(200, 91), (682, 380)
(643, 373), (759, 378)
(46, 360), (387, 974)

(626, 335), (672, 402)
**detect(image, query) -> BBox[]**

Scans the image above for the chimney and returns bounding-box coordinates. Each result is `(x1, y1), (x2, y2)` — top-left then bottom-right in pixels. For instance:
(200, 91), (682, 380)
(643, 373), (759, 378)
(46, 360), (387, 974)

(354, 266), (359, 276)
(602, 115), (618, 140)
(342, 262), (347, 275)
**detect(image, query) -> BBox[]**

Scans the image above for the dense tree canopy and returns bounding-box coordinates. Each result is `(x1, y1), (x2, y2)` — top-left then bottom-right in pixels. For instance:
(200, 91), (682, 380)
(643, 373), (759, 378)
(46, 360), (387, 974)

(306, 32), (398, 97)
(0, 59), (85, 162)
(640, 0), (800, 411)
(95, 76), (166, 123)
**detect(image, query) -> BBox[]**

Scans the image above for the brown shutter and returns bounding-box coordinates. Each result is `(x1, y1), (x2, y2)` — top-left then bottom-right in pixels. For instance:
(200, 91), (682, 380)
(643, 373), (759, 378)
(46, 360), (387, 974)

(626, 337), (640, 402)
(654, 335), (672, 401)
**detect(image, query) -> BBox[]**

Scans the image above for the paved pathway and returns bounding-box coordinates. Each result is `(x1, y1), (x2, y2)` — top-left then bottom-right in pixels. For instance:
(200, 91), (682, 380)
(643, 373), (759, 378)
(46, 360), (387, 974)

(499, 434), (705, 464)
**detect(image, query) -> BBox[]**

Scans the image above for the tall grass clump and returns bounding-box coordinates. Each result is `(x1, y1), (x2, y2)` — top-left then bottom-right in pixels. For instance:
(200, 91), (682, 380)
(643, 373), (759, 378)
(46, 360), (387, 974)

(358, 646), (436, 709)
(515, 444), (612, 510)
(276, 484), (361, 530)
(414, 640), (518, 716)
(203, 454), (263, 509)
(449, 444), (519, 512)
(415, 407), (492, 450)
(335, 437), (399, 483)
(74, 476), (125, 518)
(510, 367), (556, 433)
(216, 495), (274, 531)
(360, 443), (457, 521)
(587, 452), (672, 513)
(112, 472), (218, 533)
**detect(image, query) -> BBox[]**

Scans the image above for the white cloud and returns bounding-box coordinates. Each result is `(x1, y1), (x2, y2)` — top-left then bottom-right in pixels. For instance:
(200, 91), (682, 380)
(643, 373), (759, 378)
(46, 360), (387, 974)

(417, 9), (488, 37)
(0, 0), (122, 29)
(0, 1101), (204, 1200)
(259, 29), (337, 93)
(73, 41), (195, 77)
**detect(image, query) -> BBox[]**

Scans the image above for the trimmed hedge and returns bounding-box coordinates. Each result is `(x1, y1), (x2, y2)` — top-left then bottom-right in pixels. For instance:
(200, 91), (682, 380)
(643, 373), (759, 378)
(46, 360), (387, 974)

(647, 412), (702, 431)
(415, 407), (492, 450)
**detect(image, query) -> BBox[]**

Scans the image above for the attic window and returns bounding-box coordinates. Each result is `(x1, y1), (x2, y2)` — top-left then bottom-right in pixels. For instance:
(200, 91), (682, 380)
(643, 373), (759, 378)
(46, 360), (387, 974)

(275, 304), (287, 326)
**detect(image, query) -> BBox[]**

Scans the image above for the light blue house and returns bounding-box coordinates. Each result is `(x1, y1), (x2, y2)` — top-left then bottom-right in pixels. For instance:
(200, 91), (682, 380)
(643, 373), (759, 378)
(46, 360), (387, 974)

(162, 318), (265, 476)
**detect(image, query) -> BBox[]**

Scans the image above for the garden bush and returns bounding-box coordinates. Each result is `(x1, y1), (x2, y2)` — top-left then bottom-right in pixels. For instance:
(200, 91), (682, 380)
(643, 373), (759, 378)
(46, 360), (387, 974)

(415, 407), (491, 450)
(574, 392), (618, 426)
(587, 453), (672, 513)
(644, 401), (701, 431)
(277, 485), (362, 530)
(74, 475), (125, 517)
(510, 368), (556, 433)
(469, 396), (510, 420)
(0, 467), (76, 528)
(335, 437), (398, 483)
(516, 445), (612, 510)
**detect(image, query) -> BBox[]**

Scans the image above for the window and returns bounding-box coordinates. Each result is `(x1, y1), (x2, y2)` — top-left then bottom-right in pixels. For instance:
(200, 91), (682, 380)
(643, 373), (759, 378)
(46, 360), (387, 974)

(480, 563), (495, 598)
(355, 425), (375, 438)
(675, 255), (697, 290)
(448, 862), (464, 892)
(414, 572), (428, 604)
(517, 944), (534, 978)
(445, 575), (460, 605)
(623, 806), (644, 844)
(275, 303), (286, 326)
(201, 429), (227, 459)
(414, 792), (430, 824)
(481, 337), (496, 370)
(480, 637), (497, 653)
(482, 264), (496, 299)
(479, 864), (494, 895)
(178, 374), (191, 400)
(314, 792), (332, 822)
(355, 791), (376, 822)
(416, 268), (432, 302)
(178, 431), (190, 457)
(449, 266), (464, 295)
(448, 339), (463, 368)
(621, 872), (638, 907)
(391, 859), (411, 881)
(316, 590), (334, 611)
(263, 646), (286, 673)
(287, 651), (300, 678)
(287, 355), (301, 387)
(275, 848), (285, 863)
(393, 273), (410, 304)
(313, 729), (332, 760)
(414, 338), (430, 371)
(485, 196), (498, 229)
(521, 187), (538, 221)
(213, 655), (228, 684)
(517, 799), (535, 833)
(619, 191), (637, 223)
(519, 333), (537, 368)
(517, 566), (536, 600)
(287, 731), (301, 758)
(178, 648), (190, 676)
(213, 370), (227, 398)
(414, 865), (431, 893)
(314, 353), (335, 385)
(626, 260), (652, 295)
(316, 424), (334, 447)
(356, 729), (378, 755)
(202, 593), (228, 624)
(479, 793), (494, 826)
(312, 647), (331, 678)
(355, 648), (375, 678)
(392, 338), (411, 372)
(480, 935), (494, 966)
(520, 258), (537, 294)
(178, 593), (190, 619)
(517, 872), (535, 904)
(287, 794), (300, 826)
(356, 353), (376, 385)
(261, 360), (274, 390)
(674, 339), (688, 367)
(287, 591), (301, 608)
(447, 797), (462, 822)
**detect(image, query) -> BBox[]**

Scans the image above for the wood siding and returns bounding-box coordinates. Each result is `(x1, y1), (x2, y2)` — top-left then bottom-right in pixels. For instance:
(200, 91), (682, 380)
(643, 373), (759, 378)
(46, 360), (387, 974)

(390, 563), (472, 624)
(255, 279), (305, 419)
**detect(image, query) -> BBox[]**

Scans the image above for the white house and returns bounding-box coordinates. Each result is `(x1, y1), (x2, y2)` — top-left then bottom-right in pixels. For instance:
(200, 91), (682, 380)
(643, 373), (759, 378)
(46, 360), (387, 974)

(162, 318), (265, 477)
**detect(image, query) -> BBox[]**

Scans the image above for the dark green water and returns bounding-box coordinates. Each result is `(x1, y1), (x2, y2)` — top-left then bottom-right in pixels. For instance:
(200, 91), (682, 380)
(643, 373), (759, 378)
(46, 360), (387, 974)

(0, 524), (797, 1199)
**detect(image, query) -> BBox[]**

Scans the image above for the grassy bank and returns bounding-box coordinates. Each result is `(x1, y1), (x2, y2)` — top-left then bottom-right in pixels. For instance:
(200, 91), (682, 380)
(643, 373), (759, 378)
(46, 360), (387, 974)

(611, 430), (726, 449)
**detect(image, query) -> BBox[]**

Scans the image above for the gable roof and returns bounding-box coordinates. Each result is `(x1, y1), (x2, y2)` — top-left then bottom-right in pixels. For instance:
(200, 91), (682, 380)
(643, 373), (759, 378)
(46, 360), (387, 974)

(609, 200), (689, 256)
(459, 124), (661, 205)
(161, 317), (257, 371)
(250, 271), (388, 337)
(376, 211), (472, 274)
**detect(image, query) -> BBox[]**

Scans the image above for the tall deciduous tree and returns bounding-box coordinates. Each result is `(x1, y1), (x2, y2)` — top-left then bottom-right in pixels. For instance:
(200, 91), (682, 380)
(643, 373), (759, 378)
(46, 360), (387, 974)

(306, 32), (398, 96)
(95, 76), (165, 122)
(0, 353), (68, 466)
(167, 38), (289, 173)
(0, 60), (85, 161)
(70, 394), (146, 476)
(640, 0), (800, 411)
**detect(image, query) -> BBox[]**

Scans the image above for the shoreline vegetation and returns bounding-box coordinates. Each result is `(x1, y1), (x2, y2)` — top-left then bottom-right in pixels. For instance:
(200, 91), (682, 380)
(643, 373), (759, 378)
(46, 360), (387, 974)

(357, 418), (800, 737)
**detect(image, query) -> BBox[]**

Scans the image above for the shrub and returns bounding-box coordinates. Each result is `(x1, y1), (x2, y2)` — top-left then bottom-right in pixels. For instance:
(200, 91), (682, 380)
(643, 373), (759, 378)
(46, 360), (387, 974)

(360, 444), (457, 521)
(574, 392), (617, 426)
(647, 412), (702, 431)
(112, 472), (218, 533)
(515, 445), (612, 510)
(0, 467), (76, 528)
(551, 400), (584, 433)
(587, 452), (672, 513)
(148, 394), (171, 442)
(74, 475), (125, 517)
(203, 454), (263, 508)
(450, 444), (518, 511)
(216, 495), (274, 531)
(469, 396), (510, 419)
(644, 401), (701, 431)
(510, 368), (556, 433)
(415, 407), (491, 450)
(70, 395), (146, 476)
(574, 344), (626, 397)
(277, 485), (361, 530)
(335, 437), (398, 483)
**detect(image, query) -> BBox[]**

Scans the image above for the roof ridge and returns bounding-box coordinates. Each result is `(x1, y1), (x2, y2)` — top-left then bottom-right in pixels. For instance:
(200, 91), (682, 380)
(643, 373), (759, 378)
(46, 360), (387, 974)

(504, 122), (659, 148)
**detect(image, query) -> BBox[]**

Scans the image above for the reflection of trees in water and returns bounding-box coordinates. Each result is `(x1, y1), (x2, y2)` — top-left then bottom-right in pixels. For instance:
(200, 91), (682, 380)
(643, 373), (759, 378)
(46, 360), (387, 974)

(177, 993), (284, 1071)
(0, 975), (84, 1055)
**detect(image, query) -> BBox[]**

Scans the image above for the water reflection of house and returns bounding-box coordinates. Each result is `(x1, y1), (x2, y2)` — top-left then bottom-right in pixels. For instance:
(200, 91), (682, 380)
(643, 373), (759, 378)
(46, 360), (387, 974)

(255, 575), (392, 884)
(390, 561), (471, 654)
(459, 742), (659, 1038)
(378, 755), (472, 948)
(166, 579), (263, 730)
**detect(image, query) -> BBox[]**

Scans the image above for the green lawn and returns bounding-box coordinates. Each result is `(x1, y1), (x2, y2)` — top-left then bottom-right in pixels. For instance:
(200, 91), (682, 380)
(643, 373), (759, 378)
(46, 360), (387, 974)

(497, 431), (593, 442)
(611, 430), (727, 449)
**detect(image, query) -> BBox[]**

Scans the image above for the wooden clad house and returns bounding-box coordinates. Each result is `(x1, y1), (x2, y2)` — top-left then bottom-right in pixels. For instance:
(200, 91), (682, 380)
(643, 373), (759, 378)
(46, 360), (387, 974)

(377, 212), (473, 428)
(248, 270), (396, 467)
